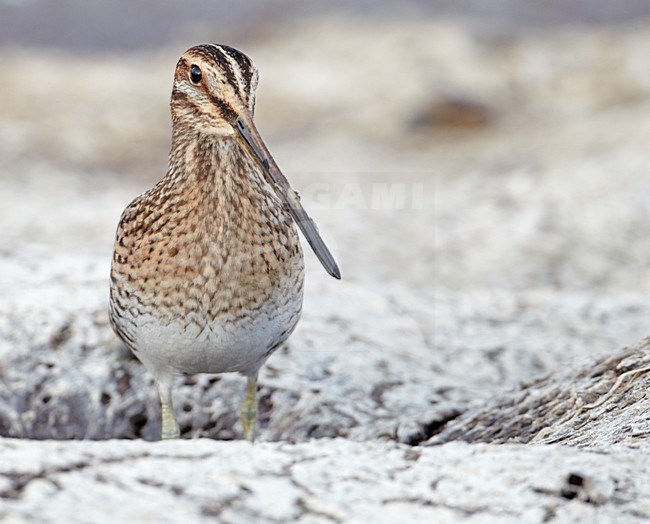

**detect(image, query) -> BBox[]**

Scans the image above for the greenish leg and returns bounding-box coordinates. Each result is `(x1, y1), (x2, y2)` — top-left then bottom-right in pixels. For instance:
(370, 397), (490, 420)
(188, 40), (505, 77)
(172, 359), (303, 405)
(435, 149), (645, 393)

(158, 380), (180, 440)
(240, 375), (258, 443)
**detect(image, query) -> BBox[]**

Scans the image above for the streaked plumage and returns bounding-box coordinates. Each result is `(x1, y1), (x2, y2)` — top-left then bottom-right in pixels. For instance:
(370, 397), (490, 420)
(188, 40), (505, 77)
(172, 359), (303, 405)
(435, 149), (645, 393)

(109, 44), (339, 440)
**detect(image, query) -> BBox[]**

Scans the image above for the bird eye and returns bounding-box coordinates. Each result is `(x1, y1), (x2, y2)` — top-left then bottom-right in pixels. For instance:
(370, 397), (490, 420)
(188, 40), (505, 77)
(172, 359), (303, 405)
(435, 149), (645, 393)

(189, 64), (202, 85)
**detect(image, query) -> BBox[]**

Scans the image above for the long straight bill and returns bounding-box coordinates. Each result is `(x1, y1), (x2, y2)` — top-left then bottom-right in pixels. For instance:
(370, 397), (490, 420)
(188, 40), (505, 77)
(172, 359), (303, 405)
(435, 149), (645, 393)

(235, 114), (341, 279)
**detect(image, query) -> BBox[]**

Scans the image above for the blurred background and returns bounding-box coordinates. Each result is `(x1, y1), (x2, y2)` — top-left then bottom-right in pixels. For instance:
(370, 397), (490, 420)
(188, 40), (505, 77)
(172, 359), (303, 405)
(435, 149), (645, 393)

(1, 0), (650, 440)
(1, 0), (649, 292)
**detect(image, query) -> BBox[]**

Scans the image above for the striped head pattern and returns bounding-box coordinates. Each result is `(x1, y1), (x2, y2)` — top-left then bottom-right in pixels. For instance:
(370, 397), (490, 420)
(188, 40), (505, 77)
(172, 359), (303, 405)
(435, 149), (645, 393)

(171, 44), (259, 135)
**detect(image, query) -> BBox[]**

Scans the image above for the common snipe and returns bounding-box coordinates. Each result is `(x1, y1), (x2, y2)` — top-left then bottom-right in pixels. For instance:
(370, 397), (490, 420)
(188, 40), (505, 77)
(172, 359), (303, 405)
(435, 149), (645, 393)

(109, 44), (340, 441)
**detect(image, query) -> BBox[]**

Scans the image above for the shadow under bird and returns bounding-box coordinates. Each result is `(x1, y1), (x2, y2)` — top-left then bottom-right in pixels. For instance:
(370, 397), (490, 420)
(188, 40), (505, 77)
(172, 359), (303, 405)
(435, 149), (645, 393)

(109, 44), (340, 440)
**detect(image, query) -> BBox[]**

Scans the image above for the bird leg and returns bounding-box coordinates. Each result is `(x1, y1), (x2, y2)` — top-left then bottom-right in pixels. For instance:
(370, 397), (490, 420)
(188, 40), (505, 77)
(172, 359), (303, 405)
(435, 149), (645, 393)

(158, 379), (180, 440)
(240, 375), (258, 442)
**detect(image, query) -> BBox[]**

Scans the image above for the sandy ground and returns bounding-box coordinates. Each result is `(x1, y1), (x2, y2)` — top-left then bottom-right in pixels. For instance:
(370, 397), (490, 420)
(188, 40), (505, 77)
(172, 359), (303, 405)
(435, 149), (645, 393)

(0, 15), (649, 523)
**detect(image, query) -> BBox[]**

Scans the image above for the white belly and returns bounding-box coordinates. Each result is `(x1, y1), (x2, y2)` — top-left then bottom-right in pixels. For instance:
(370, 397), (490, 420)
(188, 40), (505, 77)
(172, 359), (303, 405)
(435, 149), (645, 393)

(127, 296), (302, 379)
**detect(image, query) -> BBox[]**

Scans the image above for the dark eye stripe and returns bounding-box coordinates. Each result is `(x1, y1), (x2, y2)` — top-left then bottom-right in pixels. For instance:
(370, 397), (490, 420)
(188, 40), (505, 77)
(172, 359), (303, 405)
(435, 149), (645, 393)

(208, 93), (238, 122)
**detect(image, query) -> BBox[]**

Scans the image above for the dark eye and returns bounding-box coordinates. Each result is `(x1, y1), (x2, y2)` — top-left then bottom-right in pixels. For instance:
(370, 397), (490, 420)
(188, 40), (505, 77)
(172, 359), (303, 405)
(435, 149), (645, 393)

(189, 64), (202, 85)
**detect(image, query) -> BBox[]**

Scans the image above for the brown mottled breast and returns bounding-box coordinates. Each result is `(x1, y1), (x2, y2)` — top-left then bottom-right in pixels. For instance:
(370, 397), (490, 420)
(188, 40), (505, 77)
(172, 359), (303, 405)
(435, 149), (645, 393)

(109, 135), (303, 348)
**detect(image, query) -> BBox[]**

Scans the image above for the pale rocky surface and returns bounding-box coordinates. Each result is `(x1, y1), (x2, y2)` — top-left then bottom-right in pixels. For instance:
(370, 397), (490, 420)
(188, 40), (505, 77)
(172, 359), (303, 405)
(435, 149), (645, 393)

(0, 16), (649, 523)
(1, 437), (650, 524)
(429, 338), (650, 447)
(2, 250), (648, 445)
